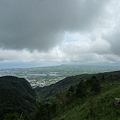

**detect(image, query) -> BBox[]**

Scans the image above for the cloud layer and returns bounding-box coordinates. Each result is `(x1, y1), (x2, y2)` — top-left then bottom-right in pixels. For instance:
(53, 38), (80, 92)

(0, 0), (120, 63)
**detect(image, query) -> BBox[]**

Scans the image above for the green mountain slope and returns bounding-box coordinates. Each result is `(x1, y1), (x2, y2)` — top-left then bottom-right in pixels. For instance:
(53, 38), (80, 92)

(1, 71), (120, 120)
(35, 71), (120, 100)
(52, 82), (120, 120)
(34, 71), (120, 120)
(0, 76), (37, 120)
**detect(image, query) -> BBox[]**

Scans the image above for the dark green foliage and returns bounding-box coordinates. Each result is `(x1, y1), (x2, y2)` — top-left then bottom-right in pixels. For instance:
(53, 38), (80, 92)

(4, 113), (19, 120)
(88, 98), (97, 120)
(0, 76), (37, 120)
(66, 86), (75, 101)
(91, 78), (101, 94)
(52, 81), (120, 120)
(35, 71), (120, 101)
(86, 76), (97, 88)
(101, 75), (105, 82)
(1, 71), (120, 120)
(90, 76), (101, 94)
(75, 80), (86, 98)
(35, 75), (91, 100)
(68, 85), (74, 93)
(33, 71), (120, 120)
(33, 102), (57, 120)
(67, 76), (101, 99)
(86, 76), (101, 95)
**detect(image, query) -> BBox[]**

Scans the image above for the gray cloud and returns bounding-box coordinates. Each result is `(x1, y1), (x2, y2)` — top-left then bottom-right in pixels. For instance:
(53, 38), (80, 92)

(0, 0), (108, 51)
(105, 30), (120, 55)
(1, 0), (120, 63)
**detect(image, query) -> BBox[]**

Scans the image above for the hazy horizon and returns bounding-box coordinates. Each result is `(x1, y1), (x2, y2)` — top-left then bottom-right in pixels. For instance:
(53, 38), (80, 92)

(0, 61), (120, 69)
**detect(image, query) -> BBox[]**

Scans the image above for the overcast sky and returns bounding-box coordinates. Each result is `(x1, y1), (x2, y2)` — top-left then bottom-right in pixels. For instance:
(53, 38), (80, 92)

(0, 0), (120, 64)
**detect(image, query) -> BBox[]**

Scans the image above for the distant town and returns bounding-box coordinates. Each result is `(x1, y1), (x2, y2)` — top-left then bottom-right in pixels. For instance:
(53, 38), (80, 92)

(0, 64), (120, 88)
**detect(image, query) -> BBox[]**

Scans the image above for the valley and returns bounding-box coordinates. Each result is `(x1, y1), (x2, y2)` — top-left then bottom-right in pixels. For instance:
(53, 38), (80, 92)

(0, 63), (120, 88)
(1, 67), (120, 120)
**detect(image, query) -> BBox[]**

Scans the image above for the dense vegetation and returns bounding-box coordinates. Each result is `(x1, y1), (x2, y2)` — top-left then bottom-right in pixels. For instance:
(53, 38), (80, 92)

(34, 71), (120, 120)
(0, 76), (37, 120)
(1, 71), (120, 120)
(52, 81), (120, 120)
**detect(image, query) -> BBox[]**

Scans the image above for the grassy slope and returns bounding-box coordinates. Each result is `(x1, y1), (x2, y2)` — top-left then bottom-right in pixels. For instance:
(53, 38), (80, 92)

(52, 82), (120, 120)
(35, 71), (120, 101)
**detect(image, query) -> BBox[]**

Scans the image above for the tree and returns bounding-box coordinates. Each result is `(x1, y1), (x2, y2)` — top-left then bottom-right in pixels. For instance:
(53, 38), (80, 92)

(85, 76), (101, 95)
(68, 85), (74, 93)
(91, 79), (101, 94)
(75, 80), (86, 98)
(4, 113), (19, 120)
(66, 86), (75, 102)
(90, 77), (101, 94)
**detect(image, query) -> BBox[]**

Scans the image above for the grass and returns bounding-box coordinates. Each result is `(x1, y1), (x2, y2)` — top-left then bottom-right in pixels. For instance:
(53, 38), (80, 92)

(52, 82), (120, 120)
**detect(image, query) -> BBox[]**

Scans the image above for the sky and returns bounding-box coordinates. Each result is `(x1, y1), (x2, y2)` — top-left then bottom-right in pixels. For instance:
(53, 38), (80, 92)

(0, 0), (120, 67)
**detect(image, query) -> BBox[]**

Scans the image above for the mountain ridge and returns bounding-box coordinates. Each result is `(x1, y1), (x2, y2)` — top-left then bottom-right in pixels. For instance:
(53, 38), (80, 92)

(0, 76), (37, 120)
(35, 70), (120, 100)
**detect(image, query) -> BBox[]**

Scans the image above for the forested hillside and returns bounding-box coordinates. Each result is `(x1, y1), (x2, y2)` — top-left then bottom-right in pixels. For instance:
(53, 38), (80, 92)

(34, 71), (120, 120)
(35, 71), (120, 100)
(1, 71), (120, 120)
(0, 76), (37, 120)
